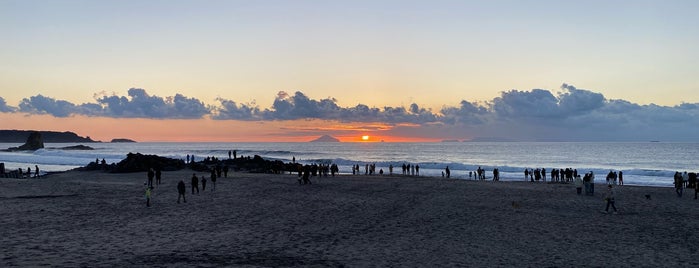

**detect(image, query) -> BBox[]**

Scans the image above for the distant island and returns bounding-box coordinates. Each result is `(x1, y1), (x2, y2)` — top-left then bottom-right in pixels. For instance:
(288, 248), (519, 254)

(111, 138), (137, 143)
(464, 137), (517, 142)
(310, 135), (340, 142)
(0, 130), (97, 143)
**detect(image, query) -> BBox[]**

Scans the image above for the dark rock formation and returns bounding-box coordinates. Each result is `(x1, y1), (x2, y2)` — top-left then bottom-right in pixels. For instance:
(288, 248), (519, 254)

(60, 145), (94, 150)
(76, 153), (303, 175)
(7, 131), (44, 151)
(112, 153), (186, 173)
(0, 130), (97, 143)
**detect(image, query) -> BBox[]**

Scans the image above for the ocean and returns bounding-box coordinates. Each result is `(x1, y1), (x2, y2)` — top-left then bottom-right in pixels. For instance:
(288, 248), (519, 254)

(0, 142), (696, 187)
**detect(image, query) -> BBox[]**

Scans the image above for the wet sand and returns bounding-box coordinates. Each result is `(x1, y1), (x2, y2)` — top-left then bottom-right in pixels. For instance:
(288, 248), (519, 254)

(1, 170), (698, 267)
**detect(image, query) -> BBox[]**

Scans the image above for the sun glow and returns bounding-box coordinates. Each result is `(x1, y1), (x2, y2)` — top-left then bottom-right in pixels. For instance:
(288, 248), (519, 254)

(361, 135), (370, 141)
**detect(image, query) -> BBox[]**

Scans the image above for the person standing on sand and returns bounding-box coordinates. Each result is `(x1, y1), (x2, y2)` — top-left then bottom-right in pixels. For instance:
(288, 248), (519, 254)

(674, 172), (683, 197)
(147, 168), (155, 187)
(445, 166), (450, 178)
(145, 185), (152, 207)
(210, 171), (217, 191)
(191, 173), (199, 195)
(618, 171), (623, 186)
(589, 171), (595, 195)
(155, 168), (162, 186)
(201, 176), (207, 191)
(604, 185), (618, 214)
(177, 180), (186, 203)
(575, 175), (583, 195)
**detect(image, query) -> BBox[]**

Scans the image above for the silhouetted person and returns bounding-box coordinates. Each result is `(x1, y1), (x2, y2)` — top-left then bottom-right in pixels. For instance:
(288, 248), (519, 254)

(34, 165), (40, 178)
(201, 176), (207, 191)
(210, 171), (217, 191)
(233, 150), (237, 159)
(177, 180), (186, 203)
(191, 173), (199, 194)
(618, 171), (623, 186)
(155, 168), (162, 185)
(147, 168), (155, 187)
(228, 150), (232, 159)
(445, 166), (450, 178)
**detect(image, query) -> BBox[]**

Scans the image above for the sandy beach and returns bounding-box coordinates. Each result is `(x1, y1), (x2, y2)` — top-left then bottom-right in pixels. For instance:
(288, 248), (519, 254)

(1, 170), (698, 267)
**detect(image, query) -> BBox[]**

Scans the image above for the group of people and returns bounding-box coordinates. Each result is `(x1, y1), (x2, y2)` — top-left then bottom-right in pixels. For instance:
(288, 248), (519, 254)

(144, 165), (222, 206)
(674, 171), (699, 199)
(13, 165), (40, 179)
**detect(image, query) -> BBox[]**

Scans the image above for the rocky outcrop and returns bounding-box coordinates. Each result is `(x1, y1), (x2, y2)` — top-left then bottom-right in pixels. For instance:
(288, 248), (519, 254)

(6, 131), (44, 151)
(112, 153), (186, 173)
(60, 145), (94, 150)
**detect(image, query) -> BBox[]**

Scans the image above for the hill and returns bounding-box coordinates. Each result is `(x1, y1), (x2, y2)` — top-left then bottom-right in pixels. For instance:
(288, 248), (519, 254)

(310, 135), (340, 142)
(0, 130), (98, 143)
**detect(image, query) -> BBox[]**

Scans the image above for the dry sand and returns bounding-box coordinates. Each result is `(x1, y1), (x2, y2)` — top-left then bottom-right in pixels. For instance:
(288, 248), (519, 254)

(1, 170), (698, 267)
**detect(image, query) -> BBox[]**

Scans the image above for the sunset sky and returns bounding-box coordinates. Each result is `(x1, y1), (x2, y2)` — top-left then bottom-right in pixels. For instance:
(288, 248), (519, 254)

(1, 0), (698, 142)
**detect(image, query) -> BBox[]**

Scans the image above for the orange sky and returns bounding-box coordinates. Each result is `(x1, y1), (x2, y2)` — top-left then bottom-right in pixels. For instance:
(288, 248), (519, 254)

(0, 113), (439, 142)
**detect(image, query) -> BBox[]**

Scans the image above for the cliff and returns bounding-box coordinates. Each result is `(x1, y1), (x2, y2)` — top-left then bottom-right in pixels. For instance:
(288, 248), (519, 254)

(0, 130), (98, 143)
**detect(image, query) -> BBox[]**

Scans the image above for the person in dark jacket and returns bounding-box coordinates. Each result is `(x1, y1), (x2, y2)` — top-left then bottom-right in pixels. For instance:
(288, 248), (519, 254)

(191, 173), (199, 195)
(177, 180), (186, 203)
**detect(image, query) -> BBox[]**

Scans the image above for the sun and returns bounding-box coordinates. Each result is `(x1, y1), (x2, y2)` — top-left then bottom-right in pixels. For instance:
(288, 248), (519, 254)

(361, 135), (370, 141)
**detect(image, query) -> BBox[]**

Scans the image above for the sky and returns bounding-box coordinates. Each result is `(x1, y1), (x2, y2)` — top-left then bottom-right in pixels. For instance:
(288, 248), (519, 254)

(1, 0), (698, 142)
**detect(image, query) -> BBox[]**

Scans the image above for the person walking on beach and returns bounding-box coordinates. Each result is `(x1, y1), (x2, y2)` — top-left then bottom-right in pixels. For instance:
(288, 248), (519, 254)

(201, 176), (207, 191)
(604, 185), (618, 214)
(445, 166), (450, 178)
(177, 180), (186, 203)
(34, 165), (40, 178)
(191, 173), (200, 195)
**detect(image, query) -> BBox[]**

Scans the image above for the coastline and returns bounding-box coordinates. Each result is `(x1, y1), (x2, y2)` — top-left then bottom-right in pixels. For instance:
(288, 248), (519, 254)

(2, 169), (698, 266)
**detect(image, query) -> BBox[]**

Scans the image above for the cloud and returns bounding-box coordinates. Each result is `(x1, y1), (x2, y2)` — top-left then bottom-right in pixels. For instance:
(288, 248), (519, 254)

(3, 84), (699, 141)
(18, 95), (78, 117)
(0, 97), (17, 112)
(212, 98), (260, 120)
(213, 91), (440, 124)
(95, 88), (210, 119)
(10, 89), (211, 119)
